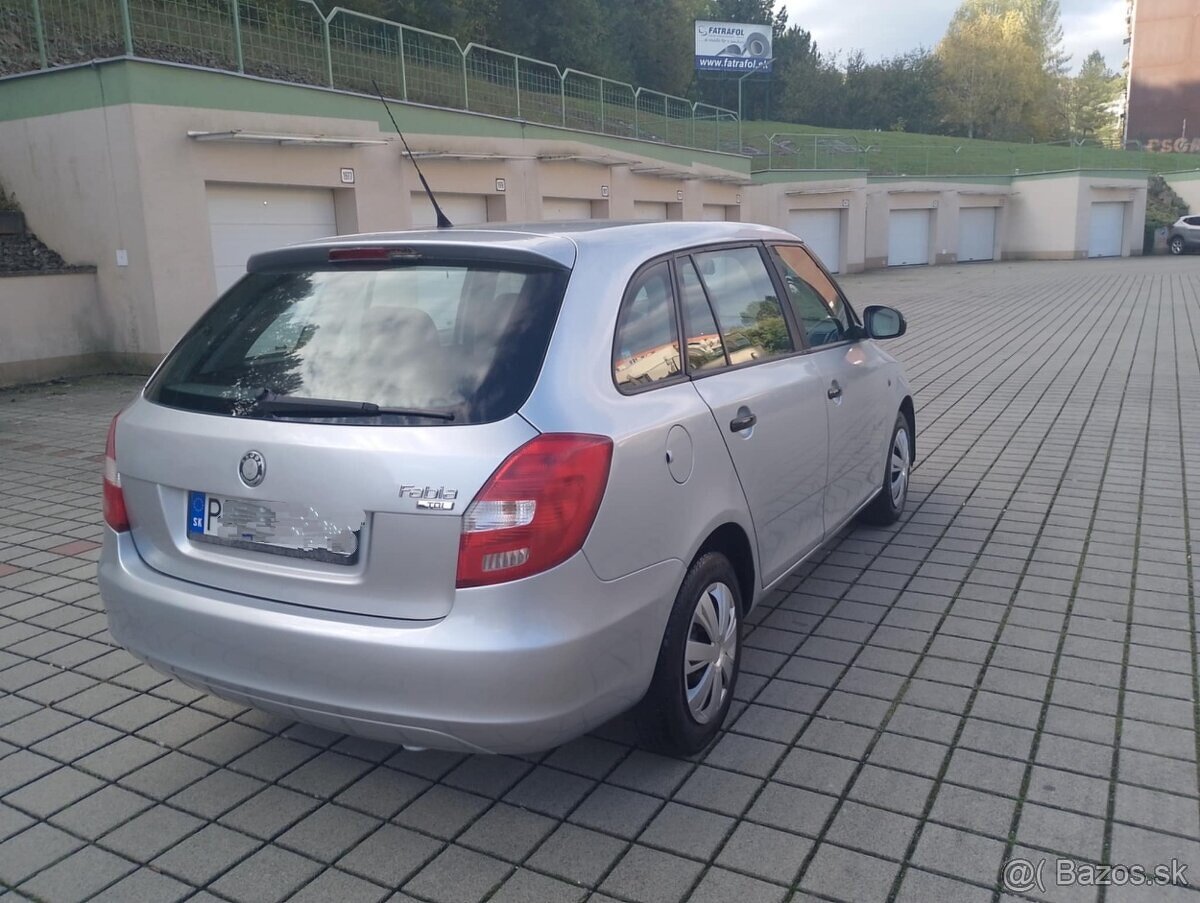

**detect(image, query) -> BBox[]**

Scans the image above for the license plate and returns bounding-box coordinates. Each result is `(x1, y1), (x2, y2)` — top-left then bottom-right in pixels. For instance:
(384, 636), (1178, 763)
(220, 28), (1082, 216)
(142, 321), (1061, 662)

(187, 491), (364, 563)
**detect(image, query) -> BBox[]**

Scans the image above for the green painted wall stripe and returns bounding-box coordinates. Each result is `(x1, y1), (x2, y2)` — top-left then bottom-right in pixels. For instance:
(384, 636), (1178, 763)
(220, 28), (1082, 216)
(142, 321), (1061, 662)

(752, 169), (868, 184)
(1162, 169), (1200, 181)
(868, 173), (1013, 186)
(1010, 168), (1150, 182)
(0, 59), (749, 174)
(1, 62), (134, 117)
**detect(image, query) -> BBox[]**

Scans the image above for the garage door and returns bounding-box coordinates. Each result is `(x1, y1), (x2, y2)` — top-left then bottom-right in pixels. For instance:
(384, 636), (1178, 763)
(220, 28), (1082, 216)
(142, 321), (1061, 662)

(958, 207), (997, 262)
(542, 197), (593, 221)
(412, 193), (488, 229)
(1088, 202), (1125, 258)
(888, 209), (932, 267)
(633, 201), (668, 221)
(206, 184), (336, 295)
(702, 204), (728, 222)
(788, 209), (842, 273)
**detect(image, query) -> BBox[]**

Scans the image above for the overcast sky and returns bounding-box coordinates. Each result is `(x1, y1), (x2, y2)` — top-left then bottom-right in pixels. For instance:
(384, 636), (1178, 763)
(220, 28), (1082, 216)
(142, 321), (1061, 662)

(780, 0), (1127, 73)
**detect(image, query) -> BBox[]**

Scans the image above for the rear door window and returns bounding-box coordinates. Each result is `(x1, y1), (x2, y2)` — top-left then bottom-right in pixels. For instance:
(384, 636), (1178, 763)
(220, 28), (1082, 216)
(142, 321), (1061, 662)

(691, 246), (795, 365)
(613, 261), (683, 391)
(145, 262), (568, 425)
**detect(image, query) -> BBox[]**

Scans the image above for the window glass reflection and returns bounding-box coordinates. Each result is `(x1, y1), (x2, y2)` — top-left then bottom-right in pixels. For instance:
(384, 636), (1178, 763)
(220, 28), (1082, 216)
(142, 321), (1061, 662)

(613, 262), (682, 389)
(692, 247), (794, 364)
(677, 258), (728, 373)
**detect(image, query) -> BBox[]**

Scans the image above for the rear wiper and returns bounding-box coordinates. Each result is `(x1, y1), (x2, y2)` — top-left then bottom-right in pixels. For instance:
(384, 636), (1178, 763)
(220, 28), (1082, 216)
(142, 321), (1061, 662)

(243, 390), (455, 421)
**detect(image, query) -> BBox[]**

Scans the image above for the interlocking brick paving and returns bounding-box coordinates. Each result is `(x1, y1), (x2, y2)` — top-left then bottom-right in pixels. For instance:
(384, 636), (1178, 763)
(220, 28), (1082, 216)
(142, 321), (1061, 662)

(1, 256), (1198, 903)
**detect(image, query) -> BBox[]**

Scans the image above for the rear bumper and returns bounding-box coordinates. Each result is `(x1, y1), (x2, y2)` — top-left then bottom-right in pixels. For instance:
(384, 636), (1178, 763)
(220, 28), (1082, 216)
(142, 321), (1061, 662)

(99, 529), (682, 754)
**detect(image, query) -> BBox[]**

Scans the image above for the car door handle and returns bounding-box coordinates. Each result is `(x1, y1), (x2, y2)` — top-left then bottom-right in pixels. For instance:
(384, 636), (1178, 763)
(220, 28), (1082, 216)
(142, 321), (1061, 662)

(729, 412), (757, 432)
(827, 381), (843, 400)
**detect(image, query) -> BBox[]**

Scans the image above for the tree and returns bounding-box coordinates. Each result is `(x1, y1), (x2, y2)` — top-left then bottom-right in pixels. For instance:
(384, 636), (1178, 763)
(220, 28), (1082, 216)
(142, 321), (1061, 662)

(944, 0), (1069, 138)
(773, 25), (843, 128)
(1018, 0), (1070, 76)
(1018, 0), (1071, 136)
(613, 0), (712, 95)
(375, 0), (497, 44)
(840, 49), (941, 133)
(936, 7), (1046, 140)
(489, 0), (616, 77)
(1068, 51), (1122, 143)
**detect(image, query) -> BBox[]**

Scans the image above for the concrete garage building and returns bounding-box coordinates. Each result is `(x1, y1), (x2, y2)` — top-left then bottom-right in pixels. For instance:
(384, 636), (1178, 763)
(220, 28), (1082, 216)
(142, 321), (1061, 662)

(1003, 171), (1149, 261)
(0, 58), (1150, 385)
(1165, 169), (1200, 212)
(743, 170), (868, 274)
(864, 178), (1012, 268)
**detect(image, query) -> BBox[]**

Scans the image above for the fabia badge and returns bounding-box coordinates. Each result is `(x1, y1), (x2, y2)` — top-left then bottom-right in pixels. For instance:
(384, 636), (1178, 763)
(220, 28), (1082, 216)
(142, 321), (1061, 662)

(239, 450), (266, 488)
(401, 484), (457, 510)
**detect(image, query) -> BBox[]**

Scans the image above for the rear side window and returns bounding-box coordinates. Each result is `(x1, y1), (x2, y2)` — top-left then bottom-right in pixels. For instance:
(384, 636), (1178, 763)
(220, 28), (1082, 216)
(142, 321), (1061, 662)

(691, 246), (795, 364)
(145, 263), (567, 425)
(613, 261), (683, 391)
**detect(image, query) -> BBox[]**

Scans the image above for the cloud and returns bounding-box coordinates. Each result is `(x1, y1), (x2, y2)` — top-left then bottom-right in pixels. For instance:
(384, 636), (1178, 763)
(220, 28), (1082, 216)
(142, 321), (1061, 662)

(1059, 0), (1127, 71)
(779, 0), (1126, 71)
(781, 0), (952, 61)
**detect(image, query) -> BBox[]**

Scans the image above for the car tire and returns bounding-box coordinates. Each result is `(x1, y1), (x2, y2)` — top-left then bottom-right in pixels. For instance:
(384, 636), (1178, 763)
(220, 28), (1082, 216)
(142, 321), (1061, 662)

(1169, 236), (1185, 255)
(634, 552), (741, 756)
(859, 411), (912, 526)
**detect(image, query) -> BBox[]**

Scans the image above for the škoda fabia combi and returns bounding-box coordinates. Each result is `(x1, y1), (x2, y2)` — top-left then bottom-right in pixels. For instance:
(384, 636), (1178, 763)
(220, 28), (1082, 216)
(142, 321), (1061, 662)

(99, 221), (913, 756)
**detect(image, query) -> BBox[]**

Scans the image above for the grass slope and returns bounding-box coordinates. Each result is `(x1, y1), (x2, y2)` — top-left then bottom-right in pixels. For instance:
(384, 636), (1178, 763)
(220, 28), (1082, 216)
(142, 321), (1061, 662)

(741, 120), (1200, 178)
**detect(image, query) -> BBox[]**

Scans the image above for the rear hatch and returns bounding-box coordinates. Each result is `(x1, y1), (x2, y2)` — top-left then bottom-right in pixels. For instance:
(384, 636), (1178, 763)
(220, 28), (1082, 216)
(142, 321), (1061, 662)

(118, 239), (572, 620)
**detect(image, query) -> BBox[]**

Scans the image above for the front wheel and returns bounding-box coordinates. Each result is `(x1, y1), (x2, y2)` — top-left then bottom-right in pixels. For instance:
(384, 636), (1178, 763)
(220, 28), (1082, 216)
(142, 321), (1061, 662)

(1169, 236), (1186, 255)
(859, 412), (912, 526)
(634, 552), (741, 755)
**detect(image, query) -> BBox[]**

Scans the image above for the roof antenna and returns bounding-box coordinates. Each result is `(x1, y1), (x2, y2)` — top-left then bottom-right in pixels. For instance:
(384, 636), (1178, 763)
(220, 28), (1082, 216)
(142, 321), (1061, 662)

(372, 78), (452, 229)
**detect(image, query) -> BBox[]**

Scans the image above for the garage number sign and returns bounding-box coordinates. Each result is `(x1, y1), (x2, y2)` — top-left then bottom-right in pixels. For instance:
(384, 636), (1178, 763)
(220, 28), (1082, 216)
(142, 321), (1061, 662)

(695, 21), (773, 72)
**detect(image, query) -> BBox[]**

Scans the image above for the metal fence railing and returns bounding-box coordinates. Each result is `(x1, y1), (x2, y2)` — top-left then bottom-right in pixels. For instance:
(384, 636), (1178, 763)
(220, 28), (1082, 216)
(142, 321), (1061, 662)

(753, 133), (1156, 177)
(4, 0), (741, 154)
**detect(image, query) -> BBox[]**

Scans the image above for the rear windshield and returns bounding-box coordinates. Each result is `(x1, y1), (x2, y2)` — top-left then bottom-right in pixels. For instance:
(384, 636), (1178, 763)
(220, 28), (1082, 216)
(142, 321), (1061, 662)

(145, 262), (568, 426)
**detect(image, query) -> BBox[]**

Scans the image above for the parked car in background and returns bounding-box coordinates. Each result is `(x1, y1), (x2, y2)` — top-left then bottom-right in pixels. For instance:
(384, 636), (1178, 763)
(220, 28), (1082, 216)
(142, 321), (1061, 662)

(98, 221), (913, 756)
(1169, 215), (1200, 254)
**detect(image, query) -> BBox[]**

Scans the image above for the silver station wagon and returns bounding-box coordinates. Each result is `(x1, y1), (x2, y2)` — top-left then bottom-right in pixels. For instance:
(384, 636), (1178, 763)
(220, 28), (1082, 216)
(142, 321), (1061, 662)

(99, 221), (914, 756)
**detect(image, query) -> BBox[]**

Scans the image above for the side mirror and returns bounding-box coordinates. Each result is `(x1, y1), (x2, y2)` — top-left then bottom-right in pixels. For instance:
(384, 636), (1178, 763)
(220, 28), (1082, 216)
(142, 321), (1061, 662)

(863, 305), (906, 340)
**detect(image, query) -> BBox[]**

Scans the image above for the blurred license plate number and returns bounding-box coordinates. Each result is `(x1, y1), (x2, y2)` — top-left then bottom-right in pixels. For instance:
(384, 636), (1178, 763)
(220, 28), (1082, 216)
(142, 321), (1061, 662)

(186, 491), (360, 559)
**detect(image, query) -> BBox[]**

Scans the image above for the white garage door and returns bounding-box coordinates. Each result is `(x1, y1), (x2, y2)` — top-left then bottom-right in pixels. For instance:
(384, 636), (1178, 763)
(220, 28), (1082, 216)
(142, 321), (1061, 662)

(788, 209), (842, 273)
(633, 201), (668, 221)
(1088, 202), (1125, 258)
(206, 184), (336, 295)
(958, 207), (997, 262)
(702, 204), (728, 222)
(888, 209), (932, 267)
(542, 197), (594, 221)
(412, 193), (488, 229)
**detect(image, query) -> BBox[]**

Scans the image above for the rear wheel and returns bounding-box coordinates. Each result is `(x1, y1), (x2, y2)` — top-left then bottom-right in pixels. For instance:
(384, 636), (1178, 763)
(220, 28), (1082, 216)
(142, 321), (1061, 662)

(635, 552), (741, 755)
(1170, 236), (1186, 255)
(860, 412), (911, 526)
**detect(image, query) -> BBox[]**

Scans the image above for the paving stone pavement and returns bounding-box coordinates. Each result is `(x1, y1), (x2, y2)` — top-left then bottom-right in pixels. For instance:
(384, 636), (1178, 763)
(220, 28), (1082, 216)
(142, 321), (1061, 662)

(2, 256), (1200, 903)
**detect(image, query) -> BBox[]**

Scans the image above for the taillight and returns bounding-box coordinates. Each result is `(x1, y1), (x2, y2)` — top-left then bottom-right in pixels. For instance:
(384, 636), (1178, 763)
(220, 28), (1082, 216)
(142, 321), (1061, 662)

(103, 414), (129, 532)
(456, 434), (613, 588)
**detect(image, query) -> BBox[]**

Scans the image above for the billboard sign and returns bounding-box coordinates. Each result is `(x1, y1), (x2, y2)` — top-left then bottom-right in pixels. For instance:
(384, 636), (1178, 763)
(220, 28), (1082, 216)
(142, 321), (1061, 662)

(695, 21), (773, 73)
